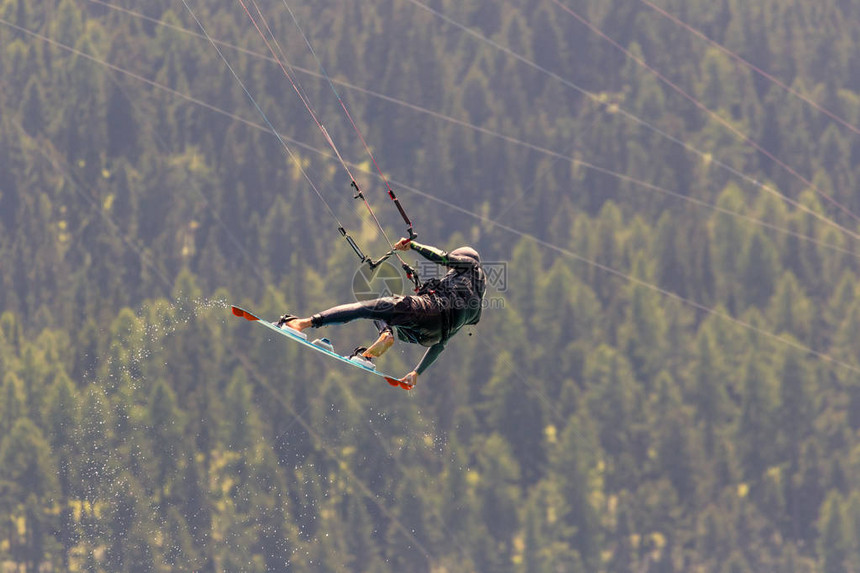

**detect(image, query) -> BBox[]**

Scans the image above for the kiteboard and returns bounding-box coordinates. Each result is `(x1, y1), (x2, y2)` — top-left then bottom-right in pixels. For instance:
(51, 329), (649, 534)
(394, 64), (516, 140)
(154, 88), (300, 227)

(231, 306), (412, 390)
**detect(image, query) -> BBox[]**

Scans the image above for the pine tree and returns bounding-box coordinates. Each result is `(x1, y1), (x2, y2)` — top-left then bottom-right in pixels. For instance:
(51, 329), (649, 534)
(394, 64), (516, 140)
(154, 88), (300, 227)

(721, 552), (753, 573)
(736, 353), (777, 482)
(550, 415), (602, 571)
(76, 385), (114, 507)
(738, 230), (780, 310)
(710, 184), (749, 308)
(585, 345), (646, 492)
(19, 77), (45, 136)
(618, 259), (668, 384)
(0, 418), (60, 572)
(251, 446), (296, 573)
(105, 81), (139, 159)
(104, 473), (160, 573)
(607, 492), (637, 573)
(767, 272), (813, 342)
(789, 440), (827, 544)
(0, 372), (25, 437)
(176, 449), (214, 570)
(42, 372), (79, 570)
(818, 491), (850, 573)
(689, 328), (730, 455)
(507, 238), (544, 325)
(223, 368), (262, 455)
(653, 211), (687, 297)
(695, 505), (732, 570)
(654, 376), (698, 505)
(146, 379), (186, 507)
(472, 434), (520, 572)
(522, 480), (582, 573)
(777, 350), (814, 464)
(483, 350), (546, 487)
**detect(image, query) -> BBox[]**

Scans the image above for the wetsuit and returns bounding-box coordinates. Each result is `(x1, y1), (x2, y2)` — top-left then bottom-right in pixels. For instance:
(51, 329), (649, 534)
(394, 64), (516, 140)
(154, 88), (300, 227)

(310, 242), (485, 374)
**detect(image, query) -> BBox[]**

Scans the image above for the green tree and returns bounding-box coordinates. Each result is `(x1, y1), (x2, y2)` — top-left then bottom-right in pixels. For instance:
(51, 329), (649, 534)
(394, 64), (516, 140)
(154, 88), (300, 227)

(19, 77), (45, 136)
(0, 418), (60, 573)
(483, 350), (546, 487)
(738, 230), (780, 309)
(76, 385), (113, 507)
(709, 184), (749, 308)
(175, 450), (214, 570)
(607, 492), (637, 573)
(146, 379), (186, 506)
(789, 440), (827, 544)
(736, 352), (778, 482)
(818, 491), (850, 573)
(0, 372), (25, 436)
(507, 237), (544, 325)
(653, 211), (688, 297)
(42, 372), (79, 570)
(223, 368), (261, 454)
(695, 505), (732, 571)
(473, 434), (520, 572)
(104, 473), (160, 573)
(618, 258), (668, 383)
(550, 415), (602, 571)
(689, 329), (730, 455)
(777, 350), (814, 464)
(721, 552), (753, 573)
(105, 81), (139, 160)
(251, 447), (297, 573)
(587, 202), (625, 305)
(767, 272), (813, 342)
(522, 480), (582, 573)
(585, 345), (646, 491)
(654, 374), (699, 504)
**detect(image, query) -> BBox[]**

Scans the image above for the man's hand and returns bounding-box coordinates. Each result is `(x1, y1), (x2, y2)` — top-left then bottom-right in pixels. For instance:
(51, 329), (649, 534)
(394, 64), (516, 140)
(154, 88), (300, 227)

(400, 370), (418, 389)
(394, 238), (412, 251)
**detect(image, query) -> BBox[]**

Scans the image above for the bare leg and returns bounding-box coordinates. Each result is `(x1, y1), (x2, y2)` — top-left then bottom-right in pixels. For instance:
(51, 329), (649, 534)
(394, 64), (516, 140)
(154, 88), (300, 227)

(362, 330), (394, 358)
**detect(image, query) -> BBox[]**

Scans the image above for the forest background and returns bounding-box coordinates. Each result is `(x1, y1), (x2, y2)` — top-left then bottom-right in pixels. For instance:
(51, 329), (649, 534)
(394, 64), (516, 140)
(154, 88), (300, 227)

(2, 0), (860, 571)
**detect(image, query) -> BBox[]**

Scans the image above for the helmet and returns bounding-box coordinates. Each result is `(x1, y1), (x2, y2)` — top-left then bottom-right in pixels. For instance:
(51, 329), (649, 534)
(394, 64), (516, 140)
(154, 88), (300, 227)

(450, 246), (481, 263)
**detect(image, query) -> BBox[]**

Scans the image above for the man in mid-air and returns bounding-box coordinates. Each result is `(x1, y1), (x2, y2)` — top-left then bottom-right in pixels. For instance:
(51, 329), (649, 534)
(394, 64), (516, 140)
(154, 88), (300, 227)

(278, 238), (485, 389)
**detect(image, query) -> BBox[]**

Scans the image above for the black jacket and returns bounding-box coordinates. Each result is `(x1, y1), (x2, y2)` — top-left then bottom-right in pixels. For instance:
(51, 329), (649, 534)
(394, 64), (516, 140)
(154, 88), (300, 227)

(407, 242), (485, 374)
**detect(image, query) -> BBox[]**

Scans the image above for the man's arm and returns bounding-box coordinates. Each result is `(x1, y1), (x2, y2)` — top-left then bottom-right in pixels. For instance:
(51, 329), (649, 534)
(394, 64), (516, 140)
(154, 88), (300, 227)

(400, 342), (446, 389)
(411, 241), (476, 270)
(395, 238), (474, 270)
(415, 341), (446, 375)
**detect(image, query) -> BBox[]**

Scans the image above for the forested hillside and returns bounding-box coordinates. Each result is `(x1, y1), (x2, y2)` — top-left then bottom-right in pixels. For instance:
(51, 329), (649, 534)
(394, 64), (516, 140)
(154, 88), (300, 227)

(3, 0), (860, 571)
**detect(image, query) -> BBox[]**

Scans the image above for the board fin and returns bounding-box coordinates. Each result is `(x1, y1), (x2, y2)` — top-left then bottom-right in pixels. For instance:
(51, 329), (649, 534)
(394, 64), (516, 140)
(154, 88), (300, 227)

(231, 306), (259, 321)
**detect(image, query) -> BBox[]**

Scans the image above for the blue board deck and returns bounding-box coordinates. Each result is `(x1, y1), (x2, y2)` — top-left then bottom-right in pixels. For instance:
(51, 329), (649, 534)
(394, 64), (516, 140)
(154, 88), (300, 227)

(231, 306), (412, 390)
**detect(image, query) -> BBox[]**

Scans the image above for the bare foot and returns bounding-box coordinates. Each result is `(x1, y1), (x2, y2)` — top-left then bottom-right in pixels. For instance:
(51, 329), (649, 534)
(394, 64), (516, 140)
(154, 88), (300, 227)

(283, 317), (313, 332)
(364, 331), (395, 358)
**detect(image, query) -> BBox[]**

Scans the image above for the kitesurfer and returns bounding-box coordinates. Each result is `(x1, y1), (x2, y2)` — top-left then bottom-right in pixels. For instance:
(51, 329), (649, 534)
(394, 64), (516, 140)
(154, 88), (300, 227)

(277, 238), (485, 389)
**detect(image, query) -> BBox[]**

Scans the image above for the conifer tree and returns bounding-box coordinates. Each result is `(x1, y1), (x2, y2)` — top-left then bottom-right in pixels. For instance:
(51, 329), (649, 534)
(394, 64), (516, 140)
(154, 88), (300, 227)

(736, 344), (778, 482)
(818, 491), (850, 573)
(42, 372), (79, 569)
(147, 379), (186, 506)
(0, 418), (59, 573)
(777, 350), (814, 464)
(483, 350), (546, 487)
(738, 230), (780, 309)
(473, 434), (520, 571)
(19, 77), (45, 136)
(551, 415), (602, 571)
